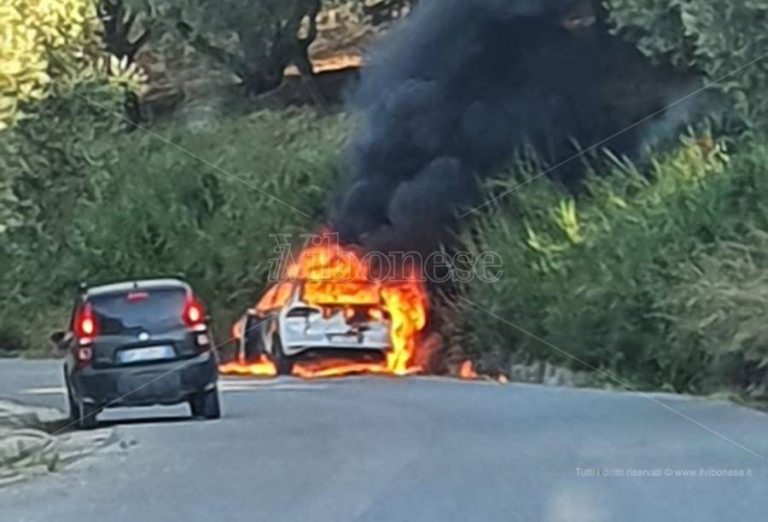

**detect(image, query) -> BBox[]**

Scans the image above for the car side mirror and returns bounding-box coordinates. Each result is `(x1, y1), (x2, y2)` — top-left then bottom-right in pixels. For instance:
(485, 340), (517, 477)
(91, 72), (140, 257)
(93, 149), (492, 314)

(50, 331), (69, 348)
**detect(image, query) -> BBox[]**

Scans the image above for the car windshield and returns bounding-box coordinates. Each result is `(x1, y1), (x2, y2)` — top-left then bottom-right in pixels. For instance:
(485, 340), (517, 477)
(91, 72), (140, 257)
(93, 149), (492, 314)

(88, 288), (187, 335)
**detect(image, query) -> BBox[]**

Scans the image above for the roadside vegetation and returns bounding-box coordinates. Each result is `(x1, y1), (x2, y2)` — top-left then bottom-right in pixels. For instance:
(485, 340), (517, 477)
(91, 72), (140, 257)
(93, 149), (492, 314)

(0, 105), (346, 352)
(460, 0), (768, 399)
(463, 137), (768, 397)
(1, 0), (768, 402)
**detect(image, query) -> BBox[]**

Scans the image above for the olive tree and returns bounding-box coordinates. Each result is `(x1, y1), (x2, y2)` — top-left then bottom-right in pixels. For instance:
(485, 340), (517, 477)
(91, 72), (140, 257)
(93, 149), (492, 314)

(163, 0), (323, 95)
(0, 0), (102, 130)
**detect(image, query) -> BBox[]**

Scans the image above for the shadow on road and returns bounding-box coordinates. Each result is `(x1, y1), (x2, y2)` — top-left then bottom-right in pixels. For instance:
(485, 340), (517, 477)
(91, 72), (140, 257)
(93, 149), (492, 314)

(95, 414), (195, 429)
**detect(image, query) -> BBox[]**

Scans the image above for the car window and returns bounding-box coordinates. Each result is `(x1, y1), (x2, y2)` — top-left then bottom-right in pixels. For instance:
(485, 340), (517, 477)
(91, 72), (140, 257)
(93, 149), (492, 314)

(88, 288), (188, 335)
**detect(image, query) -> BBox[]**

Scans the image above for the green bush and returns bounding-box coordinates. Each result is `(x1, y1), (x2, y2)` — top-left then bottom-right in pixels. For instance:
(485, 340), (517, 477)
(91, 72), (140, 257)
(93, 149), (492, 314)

(0, 0), (144, 352)
(0, 80), (124, 237)
(462, 135), (768, 396)
(0, 0), (102, 130)
(605, 0), (768, 130)
(0, 109), (348, 354)
(0, 80), (125, 355)
(663, 230), (768, 397)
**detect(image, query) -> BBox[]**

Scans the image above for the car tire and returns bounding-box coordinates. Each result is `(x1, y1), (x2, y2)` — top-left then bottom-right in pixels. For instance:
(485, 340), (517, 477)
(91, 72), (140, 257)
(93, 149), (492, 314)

(64, 372), (78, 422)
(66, 386), (79, 423)
(77, 402), (99, 430)
(272, 334), (294, 376)
(190, 387), (221, 420)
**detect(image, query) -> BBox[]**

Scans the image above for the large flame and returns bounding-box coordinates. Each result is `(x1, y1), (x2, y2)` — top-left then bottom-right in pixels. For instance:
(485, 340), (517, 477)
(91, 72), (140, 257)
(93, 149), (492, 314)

(221, 233), (429, 378)
(381, 283), (427, 374)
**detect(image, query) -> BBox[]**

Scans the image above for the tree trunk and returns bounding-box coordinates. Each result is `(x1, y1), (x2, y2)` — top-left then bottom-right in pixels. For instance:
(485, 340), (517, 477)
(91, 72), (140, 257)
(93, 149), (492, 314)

(238, 0), (323, 98)
(294, 0), (325, 105)
(98, 0), (151, 63)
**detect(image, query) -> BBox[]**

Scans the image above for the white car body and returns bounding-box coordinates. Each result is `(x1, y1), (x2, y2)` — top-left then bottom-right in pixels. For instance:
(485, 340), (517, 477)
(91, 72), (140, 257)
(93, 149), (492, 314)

(237, 282), (391, 361)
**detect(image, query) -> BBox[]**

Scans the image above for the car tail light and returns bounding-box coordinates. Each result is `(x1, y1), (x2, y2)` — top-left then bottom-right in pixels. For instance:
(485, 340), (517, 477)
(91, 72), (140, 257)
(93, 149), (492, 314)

(183, 295), (206, 329)
(74, 303), (99, 340)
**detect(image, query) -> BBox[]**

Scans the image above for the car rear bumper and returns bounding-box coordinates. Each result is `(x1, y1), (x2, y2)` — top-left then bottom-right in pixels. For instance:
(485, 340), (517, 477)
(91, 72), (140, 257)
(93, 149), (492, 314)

(282, 340), (390, 358)
(71, 352), (217, 407)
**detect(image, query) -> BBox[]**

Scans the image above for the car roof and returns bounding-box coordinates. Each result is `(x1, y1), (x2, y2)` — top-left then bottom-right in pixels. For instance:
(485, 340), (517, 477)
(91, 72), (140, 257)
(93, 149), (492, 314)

(84, 278), (191, 298)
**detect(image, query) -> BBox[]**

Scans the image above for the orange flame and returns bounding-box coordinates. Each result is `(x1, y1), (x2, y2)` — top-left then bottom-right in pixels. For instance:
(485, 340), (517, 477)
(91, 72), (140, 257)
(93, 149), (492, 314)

(255, 282), (294, 315)
(458, 360), (479, 380)
(291, 358), (421, 379)
(381, 283), (427, 375)
(220, 233), (429, 378)
(219, 355), (277, 377)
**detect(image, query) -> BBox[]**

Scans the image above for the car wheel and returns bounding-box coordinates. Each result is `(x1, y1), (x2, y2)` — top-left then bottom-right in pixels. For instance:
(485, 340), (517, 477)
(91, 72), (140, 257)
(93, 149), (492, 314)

(77, 402), (99, 430)
(189, 387), (221, 420)
(272, 334), (294, 376)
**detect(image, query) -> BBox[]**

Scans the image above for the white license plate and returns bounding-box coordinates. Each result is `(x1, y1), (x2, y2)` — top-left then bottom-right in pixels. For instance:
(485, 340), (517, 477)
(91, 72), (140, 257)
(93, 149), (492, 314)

(118, 345), (175, 364)
(330, 335), (359, 344)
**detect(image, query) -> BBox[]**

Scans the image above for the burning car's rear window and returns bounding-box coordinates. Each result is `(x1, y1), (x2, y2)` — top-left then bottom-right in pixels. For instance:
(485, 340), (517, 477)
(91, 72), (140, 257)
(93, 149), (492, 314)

(300, 280), (381, 306)
(88, 288), (187, 334)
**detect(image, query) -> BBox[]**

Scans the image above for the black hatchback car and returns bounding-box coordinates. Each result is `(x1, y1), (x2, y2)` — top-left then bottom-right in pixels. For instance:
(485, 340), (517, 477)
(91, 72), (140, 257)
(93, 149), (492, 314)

(52, 279), (220, 429)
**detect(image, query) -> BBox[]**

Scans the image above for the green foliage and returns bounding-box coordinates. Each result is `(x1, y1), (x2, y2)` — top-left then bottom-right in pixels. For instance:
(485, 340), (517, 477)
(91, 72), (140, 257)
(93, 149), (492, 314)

(462, 135), (768, 395)
(0, 0), (146, 354)
(0, 110), (348, 353)
(0, 80), (125, 354)
(605, 0), (768, 129)
(1, 0), (147, 132)
(0, 80), (125, 237)
(0, 0), (104, 130)
(0, 0), (146, 241)
(664, 230), (768, 396)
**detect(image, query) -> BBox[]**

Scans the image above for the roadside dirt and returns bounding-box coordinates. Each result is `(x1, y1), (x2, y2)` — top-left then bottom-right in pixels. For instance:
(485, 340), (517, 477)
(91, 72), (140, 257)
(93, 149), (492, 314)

(0, 399), (118, 487)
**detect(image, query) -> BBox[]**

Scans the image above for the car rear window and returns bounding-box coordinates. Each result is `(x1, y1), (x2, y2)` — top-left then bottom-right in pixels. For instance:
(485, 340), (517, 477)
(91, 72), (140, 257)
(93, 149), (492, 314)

(88, 287), (188, 335)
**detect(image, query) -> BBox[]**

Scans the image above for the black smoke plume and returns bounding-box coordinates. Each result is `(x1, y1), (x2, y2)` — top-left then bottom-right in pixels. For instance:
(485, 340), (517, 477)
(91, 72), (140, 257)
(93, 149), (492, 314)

(330, 0), (692, 254)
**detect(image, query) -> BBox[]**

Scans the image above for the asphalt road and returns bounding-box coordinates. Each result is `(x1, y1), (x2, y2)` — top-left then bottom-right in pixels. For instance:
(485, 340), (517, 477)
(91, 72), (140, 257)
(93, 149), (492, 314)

(1, 359), (767, 522)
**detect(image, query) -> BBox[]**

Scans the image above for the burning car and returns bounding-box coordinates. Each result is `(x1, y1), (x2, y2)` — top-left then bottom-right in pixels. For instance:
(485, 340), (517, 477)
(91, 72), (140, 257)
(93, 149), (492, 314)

(233, 279), (392, 375)
(223, 237), (428, 378)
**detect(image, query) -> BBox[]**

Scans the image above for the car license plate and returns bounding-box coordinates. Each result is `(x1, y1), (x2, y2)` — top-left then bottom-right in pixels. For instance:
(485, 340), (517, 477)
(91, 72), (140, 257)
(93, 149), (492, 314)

(117, 345), (175, 364)
(330, 335), (358, 344)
